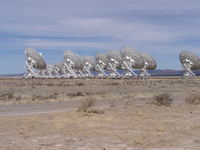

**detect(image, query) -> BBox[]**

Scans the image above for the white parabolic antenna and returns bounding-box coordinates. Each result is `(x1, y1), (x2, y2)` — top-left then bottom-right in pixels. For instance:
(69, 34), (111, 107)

(120, 47), (145, 69)
(95, 53), (108, 78)
(179, 51), (200, 70)
(106, 50), (122, 78)
(106, 50), (122, 68)
(83, 56), (96, 70)
(64, 50), (83, 70)
(139, 51), (157, 70)
(96, 53), (108, 66)
(25, 48), (47, 70)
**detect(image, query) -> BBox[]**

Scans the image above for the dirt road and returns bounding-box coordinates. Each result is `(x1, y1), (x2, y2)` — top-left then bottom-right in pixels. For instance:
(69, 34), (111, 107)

(0, 101), (80, 117)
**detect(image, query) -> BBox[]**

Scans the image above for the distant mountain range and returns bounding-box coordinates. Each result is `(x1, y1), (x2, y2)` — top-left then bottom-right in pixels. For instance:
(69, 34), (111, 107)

(150, 69), (200, 76)
(0, 73), (24, 77)
(1, 70), (200, 77)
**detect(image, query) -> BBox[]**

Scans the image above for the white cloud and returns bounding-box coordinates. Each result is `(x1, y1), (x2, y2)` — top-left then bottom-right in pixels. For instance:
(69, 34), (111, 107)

(1, 0), (200, 46)
(24, 39), (109, 48)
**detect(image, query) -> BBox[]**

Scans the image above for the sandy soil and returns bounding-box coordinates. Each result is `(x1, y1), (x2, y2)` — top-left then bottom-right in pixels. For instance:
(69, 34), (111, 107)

(0, 77), (200, 149)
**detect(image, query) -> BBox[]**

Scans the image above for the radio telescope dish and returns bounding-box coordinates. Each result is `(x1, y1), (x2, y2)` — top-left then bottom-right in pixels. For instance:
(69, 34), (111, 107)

(64, 50), (85, 78)
(83, 56), (96, 70)
(179, 51), (200, 77)
(82, 56), (96, 78)
(95, 53), (108, 78)
(106, 50), (122, 68)
(96, 53), (108, 66)
(74, 55), (84, 71)
(120, 47), (145, 69)
(106, 50), (122, 78)
(120, 47), (145, 78)
(140, 52), (157, 70)
(179, 51), (200, 70)
(25, 48), (47, 70)
(23, 48), (47, 78)
(137, 51), (157, 79)
(64, 50), (83, 70)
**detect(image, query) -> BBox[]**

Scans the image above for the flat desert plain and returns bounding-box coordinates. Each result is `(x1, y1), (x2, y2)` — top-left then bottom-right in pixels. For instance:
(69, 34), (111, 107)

(0, 77), (200, 150)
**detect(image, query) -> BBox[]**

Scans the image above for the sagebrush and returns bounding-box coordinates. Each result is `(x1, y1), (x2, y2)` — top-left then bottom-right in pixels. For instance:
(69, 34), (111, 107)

(185, 94), (200, 105)
(151, 93), (173, 107)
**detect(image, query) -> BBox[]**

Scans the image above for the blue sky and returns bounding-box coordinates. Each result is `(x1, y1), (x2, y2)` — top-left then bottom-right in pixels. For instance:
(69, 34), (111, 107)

(1, 0), (200, 74)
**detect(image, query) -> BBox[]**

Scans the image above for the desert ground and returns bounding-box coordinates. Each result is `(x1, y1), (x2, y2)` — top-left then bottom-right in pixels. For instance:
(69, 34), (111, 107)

(0, 77), (200, 150)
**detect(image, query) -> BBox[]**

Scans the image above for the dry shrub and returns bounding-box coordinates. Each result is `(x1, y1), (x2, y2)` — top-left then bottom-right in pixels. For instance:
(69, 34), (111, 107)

(85, 108), (104, 114)
(0, 91), (14, 100)
(77, 98), (94, 112)
(77, 98), (104, 114)
(185, 94), (200, 105)
(0, 90), (23, 102)
(76, 82), (85, 86)
(68, 91), (85, 97)
(15, 95), (22, 101)
(110, 82), (120, 86)
(151, 93), (173, 107)
(32, 93), (57, 101)
(47, 83), (53, 86)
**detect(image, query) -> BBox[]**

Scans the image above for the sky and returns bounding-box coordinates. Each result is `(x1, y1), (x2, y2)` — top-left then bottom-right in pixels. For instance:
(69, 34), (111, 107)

(1, 0), (200, 74)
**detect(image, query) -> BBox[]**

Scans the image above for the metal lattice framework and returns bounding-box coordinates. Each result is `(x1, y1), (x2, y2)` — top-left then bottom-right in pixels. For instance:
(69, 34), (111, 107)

(106, 50), (122, 78)
(82, 56), (96, 78)
(63, 50), (78, 78)
(106, 50), (122, 68)
(120, 47), (145, 78)
(24, 48), (47, 78)
(25, 48), (47, 70)
(179, 51), (200, 77)
(96, 53), (108, 67)
(140, 51), (157, 70)
(83, 56), (96, 70)
(137, 50), (157, 79)
(120, 47), (145, 69)
(95, 53), (108, 78)
(64, 50), (83, 70)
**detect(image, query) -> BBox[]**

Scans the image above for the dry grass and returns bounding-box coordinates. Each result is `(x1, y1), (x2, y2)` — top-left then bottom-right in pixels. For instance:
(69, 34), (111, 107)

(0, 90), (22, 102)
(77, 97), (104, 114)
(0, 91), (14, 100)
(32, 93), (58, 101)
(68, 91), (85, 97)
(77, 98), (94, 112)
(151, 93), (173, 107)
(185, 94), (200, 105)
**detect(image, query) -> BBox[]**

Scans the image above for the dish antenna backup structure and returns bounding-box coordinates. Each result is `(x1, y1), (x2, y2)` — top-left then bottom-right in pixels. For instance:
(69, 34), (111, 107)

(106, 50), (122, 78)
(120, 47), (145, 78)
(63, 50), (80, 78)
(24, 48), (47, 78)
(179, 51), (200, 77)
(95, 53), (108, 78)
(139, 51), (157, 78)
(82, 56), (96, 78)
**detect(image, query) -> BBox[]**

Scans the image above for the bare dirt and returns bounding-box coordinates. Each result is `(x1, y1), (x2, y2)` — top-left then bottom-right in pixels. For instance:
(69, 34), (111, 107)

(0, 77), (200, 150)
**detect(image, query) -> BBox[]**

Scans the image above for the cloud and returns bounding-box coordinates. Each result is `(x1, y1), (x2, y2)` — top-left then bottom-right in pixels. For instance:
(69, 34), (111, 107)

(1, 0), (200, 45)
(24, 39), (115, 48)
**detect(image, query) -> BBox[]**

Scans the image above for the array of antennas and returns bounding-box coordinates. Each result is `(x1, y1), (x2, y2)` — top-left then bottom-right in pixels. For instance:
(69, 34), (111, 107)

(23, 47), (157, 79)
(23, 47), (200, 79)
